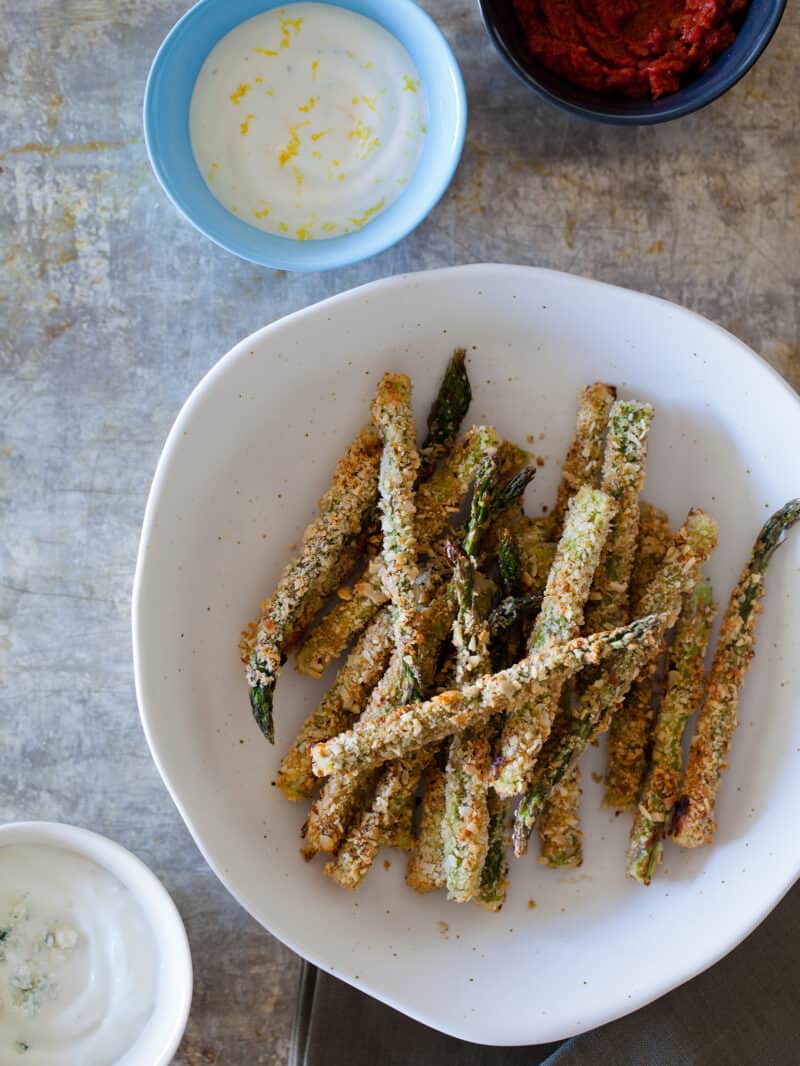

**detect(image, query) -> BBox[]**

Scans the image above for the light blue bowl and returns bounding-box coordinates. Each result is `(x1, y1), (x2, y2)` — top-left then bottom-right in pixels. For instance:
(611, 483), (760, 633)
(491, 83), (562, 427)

(144, 0), (467, 271)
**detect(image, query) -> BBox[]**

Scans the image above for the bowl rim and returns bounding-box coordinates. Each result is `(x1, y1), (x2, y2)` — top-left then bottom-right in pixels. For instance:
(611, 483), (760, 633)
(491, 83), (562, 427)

(0, 820), (193, 1066)
(132, 262), (800, 1045)
(477, 0), (788, 125)
(142, 0), (467, 270)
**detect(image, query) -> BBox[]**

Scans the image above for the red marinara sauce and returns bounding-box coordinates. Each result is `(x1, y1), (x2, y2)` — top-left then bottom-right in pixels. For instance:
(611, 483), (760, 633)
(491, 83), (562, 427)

(511, 0), (750, 99)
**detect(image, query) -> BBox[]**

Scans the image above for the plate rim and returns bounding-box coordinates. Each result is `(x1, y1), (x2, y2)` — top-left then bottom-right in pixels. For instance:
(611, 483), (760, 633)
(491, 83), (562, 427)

(132, 263), (800, 1045)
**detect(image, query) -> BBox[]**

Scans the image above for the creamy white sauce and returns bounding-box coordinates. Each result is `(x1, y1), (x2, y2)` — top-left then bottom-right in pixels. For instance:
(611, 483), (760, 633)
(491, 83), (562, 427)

(0, 844), (157, 1065)
(189, 3), (428, 240)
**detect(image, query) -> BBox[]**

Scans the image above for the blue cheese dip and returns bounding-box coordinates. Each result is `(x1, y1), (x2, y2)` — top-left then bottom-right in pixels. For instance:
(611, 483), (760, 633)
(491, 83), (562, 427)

(189, 3), (428, 240)
(0, 844), (157, 1065)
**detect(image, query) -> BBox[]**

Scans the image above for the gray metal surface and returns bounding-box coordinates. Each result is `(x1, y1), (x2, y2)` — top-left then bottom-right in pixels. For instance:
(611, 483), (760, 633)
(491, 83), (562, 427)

(1, 1), (797, 1062)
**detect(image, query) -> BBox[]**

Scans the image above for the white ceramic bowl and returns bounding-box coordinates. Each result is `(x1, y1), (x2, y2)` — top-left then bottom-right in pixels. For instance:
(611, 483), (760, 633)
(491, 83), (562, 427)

(133, 264), (800, 1045)
(0, 822), (193, 1065)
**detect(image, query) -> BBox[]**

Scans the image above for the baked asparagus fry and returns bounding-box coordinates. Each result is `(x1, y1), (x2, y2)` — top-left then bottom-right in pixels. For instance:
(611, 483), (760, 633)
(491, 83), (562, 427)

(431, 466), (509, 903)
(477, 792), (509, 911)
(325, 460), (532, 890)
(476, 529), (528, 911)
(441, 544), (493, 903)
(327, 751), (433, 890)
(441, 485), (536, 903)
(323, 618), (664, 891)
(512, 509), (719, 855)
(539, 399), (653, 864)
(419, 349), (472, 476)
(603, 503), (673, 809)
(312, 616), (666, 777)
(303, 590), (445, 856)
(492, 528), (524, 668)
(293, 554), (385, 680)
(583, 400), (654, 633)
(372, 372), (423, 698)
(547, 383), (617, 538)
(493, 485), (614, 798)
(671, 500), (800, 848)
(627, 579), (716, 883)
(406, 762), (447, 892)
(295, 425), (502, 677)
(536, 754), (583, 868)
(247, 426), (381, 741)
(276, 608), (394, 801)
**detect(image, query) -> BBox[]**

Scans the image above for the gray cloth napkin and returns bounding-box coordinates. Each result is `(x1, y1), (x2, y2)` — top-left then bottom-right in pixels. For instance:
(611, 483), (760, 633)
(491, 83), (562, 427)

(291, 882), (800, 1066)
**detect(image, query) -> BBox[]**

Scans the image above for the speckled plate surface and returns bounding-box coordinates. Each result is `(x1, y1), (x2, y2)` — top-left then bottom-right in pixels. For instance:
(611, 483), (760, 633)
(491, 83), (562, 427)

(133, 264), (800, 1046)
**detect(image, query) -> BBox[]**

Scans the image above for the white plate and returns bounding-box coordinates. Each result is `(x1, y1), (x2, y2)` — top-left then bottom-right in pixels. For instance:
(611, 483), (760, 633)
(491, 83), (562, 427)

(133, 264), (800, 1046)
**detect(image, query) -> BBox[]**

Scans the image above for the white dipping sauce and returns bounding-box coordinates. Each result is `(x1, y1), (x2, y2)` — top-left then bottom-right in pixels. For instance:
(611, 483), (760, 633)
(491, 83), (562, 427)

(189, 3), (428, 240)
(0, 844), (157, 1065)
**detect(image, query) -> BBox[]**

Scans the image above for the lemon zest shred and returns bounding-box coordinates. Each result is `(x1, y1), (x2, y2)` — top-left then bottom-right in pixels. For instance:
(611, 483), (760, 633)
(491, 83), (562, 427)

(349, 198), (385, 228)
(359, 136), (380, 161)
(348, 119), (371, 142)
(277, 120), (311, 167)
(280, 16), (304, 49)
(229, 83), (251, 105)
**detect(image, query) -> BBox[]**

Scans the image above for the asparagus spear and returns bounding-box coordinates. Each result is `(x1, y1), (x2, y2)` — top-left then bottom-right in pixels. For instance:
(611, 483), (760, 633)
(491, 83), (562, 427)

(441, 543), (493, 903)
(492, 528), (524, 668)
(406, 762), (447, 892)
(276, 608), (394, 801)
(476, 528), (529, 911)
(311, 615), (666, 777)
(536, 751), (583, 868)
(302, 552), (452, 856)
(671, 500), (800, 848)
(303, 587), (446, 857)
(325, 461), (532, 890)
(512, 509), (719, 855)
(440, 490), (537, 904)
(627, 578), (716, 883)
(326, 752), (433, 890)
(419, 349), (472, 476)
(547, 383), (617, 539)
(492, 485), (614, 798)
(603, 503), (673, 809)
(295, 425), (502, 678)
(247, 426), (382, 741)
(538, 400), (653, 864)
(372, 372), (423, 699)
(583, 401), (654, 633)
(477, 792), (509, 911)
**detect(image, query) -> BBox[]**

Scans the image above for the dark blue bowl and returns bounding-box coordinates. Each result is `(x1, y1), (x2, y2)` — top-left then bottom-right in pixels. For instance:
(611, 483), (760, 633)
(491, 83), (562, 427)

(478, 0), (787, 124)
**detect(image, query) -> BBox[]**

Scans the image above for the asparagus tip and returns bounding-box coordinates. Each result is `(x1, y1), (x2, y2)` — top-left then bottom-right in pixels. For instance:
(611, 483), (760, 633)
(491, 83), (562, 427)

(249, 682), (276, 743)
